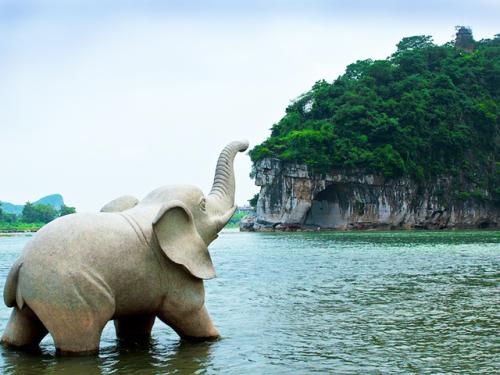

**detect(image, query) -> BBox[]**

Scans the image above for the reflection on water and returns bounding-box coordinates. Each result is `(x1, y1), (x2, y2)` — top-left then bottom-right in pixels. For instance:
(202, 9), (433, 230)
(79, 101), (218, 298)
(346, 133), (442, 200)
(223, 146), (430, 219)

(2, 338), (213, 375)
(0, 230), (499, 374)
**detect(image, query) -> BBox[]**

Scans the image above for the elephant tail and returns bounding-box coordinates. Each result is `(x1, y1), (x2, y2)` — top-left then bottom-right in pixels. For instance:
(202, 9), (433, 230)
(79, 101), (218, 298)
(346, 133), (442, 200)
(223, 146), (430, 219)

(4, 259), (24, 309)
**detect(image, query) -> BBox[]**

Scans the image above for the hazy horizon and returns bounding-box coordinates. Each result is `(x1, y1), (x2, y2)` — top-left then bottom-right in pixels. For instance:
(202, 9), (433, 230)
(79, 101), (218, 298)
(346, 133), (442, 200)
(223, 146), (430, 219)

(1, 0), (499, 212)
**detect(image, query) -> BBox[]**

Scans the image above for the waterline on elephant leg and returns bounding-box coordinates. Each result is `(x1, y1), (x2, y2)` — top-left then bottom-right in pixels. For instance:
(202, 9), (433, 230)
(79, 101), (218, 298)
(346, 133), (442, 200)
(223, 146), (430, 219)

(55, 347), (100, 356)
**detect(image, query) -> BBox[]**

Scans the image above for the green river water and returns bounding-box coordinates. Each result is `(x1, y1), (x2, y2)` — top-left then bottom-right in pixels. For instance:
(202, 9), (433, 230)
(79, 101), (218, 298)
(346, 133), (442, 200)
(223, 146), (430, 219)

(0, 230), (498, 374)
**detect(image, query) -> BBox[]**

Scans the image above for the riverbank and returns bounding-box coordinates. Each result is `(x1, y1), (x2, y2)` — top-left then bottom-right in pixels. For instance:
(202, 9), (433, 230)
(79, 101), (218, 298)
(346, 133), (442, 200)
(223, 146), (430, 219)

(241, 225), (500, 232)
(0, 223), (43, 233)
(240, 217), (500, 232)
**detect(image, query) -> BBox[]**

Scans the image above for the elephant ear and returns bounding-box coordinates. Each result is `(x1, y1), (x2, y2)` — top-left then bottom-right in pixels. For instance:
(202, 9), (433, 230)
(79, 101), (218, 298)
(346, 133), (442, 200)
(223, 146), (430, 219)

(152, 200), (216, 280)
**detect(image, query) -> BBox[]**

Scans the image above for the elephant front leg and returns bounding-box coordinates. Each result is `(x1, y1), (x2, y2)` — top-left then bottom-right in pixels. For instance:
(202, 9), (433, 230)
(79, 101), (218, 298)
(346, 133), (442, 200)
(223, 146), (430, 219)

(114, 315), (156, 342)
(157, 305), (219, 341)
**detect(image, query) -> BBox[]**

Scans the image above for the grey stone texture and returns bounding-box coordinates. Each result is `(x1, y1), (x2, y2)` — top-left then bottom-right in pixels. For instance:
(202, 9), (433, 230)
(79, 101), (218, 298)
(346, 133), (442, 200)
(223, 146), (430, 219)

(1, 140), (249, 355)
(244, 158), (498, 231)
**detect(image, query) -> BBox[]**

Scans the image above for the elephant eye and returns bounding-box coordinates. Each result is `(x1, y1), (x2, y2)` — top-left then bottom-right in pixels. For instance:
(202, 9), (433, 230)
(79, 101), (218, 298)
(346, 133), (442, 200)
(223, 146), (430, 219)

(199, 197), (206, 211)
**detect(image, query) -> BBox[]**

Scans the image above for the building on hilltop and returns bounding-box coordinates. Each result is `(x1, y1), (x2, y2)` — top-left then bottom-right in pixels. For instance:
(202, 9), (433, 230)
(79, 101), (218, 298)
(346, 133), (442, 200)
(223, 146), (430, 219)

(455, 26), (475, 52)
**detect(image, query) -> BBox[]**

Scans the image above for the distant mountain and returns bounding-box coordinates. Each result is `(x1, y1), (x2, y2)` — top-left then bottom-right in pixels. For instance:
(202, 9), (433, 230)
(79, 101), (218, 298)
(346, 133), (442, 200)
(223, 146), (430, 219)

(33, 194), (64, 209)
(0, 202), (23, 215)
(0, 194), (65, 215)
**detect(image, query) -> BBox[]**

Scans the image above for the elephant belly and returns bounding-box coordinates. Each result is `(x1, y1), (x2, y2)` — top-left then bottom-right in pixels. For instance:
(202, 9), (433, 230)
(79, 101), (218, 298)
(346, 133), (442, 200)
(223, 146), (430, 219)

(16, 213), (163, 318)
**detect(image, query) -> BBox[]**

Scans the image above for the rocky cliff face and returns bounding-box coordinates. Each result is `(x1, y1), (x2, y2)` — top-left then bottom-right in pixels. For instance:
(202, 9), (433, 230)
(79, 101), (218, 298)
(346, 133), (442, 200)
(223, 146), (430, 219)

(244, 158), (498, 231)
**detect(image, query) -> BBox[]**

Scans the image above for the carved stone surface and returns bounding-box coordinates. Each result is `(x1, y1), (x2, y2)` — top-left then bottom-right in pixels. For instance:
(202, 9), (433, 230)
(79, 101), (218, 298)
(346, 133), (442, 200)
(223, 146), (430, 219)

(1, 140), (249, 355)
(247, 158), (498, 231)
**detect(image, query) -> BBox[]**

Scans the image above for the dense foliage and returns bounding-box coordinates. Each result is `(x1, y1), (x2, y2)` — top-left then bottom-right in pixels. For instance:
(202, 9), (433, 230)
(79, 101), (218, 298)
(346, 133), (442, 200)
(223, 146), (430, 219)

(59, 204), (77, 217)
(22, 202), (58, 223)
(0, 202), (77, 231)
(0, 207), (16, 223)
(250, 34), (499, 201)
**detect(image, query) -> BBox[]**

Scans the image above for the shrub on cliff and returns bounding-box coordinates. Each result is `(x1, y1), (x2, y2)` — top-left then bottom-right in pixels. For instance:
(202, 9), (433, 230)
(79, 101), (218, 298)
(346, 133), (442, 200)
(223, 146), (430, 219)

(250, 33), (499, 195)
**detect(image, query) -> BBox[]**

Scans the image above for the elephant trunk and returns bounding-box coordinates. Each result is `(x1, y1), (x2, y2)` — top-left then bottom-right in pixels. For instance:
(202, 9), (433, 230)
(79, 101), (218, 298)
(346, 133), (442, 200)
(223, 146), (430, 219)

(207, 140), (249, 220)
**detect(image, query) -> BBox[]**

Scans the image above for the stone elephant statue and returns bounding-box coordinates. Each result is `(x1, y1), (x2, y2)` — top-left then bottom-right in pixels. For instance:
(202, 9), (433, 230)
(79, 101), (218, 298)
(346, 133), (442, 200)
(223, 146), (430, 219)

(1, 140), (249, 355)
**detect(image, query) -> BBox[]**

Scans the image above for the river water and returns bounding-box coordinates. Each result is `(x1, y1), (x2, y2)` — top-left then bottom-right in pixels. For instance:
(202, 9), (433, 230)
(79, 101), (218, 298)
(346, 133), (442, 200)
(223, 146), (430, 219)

(0, 230), (498, 374)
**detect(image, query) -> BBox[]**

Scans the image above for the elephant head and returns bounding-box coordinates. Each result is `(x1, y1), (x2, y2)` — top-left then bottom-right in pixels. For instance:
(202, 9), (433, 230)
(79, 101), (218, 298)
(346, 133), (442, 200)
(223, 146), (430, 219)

(126, 140), (249, 280)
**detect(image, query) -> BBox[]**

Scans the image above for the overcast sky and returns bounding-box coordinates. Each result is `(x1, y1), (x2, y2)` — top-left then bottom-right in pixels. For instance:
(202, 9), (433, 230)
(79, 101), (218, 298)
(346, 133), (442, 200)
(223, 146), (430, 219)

(1, 0), (498, 212)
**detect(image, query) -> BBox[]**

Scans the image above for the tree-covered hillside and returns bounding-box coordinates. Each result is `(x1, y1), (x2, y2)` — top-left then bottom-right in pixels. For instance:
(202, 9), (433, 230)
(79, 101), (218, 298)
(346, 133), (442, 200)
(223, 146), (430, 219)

(0, 194), (64, 215)
(0, 196), (76, 232)
(250, 31), (499, 203)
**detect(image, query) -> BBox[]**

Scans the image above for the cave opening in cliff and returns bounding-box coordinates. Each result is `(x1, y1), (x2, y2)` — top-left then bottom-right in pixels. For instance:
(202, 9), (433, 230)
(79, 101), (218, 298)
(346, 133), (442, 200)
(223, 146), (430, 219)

(304, 183), (351, 229)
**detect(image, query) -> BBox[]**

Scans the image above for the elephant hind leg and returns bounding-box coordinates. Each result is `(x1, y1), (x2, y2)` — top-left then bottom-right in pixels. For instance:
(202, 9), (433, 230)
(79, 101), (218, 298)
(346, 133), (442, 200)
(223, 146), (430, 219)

(1, 306), (48, 349)
(30, 302), (113, 356)
(50, 312), (110, 356)
(114, 315), (155, 342)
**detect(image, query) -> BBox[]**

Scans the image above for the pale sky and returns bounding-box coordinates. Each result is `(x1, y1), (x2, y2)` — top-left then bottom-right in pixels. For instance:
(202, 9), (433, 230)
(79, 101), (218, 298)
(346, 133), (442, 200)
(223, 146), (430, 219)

(1, 0), (498, 212)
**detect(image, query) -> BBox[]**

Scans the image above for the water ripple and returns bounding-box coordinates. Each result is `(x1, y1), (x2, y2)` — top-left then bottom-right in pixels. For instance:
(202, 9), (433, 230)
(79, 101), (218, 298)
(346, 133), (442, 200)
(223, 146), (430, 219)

(0, 230), (498, 373)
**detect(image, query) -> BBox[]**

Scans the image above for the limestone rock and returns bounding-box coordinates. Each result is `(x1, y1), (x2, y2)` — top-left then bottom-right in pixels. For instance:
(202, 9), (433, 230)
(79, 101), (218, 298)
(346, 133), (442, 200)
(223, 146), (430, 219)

(239, 215), (256, 231)
(252, 158), (498, 231)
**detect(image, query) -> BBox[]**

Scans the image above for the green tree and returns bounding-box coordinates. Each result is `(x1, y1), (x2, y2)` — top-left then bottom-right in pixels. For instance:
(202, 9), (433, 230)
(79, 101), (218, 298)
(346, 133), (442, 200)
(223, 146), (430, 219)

(248, 193), (259, 208)
(22, 202), (57, 223)
(0, 206), (17, 223)
(21, 202), (36, 223)
(395, 35), (434, 54)
(59, 204), (76, 217)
